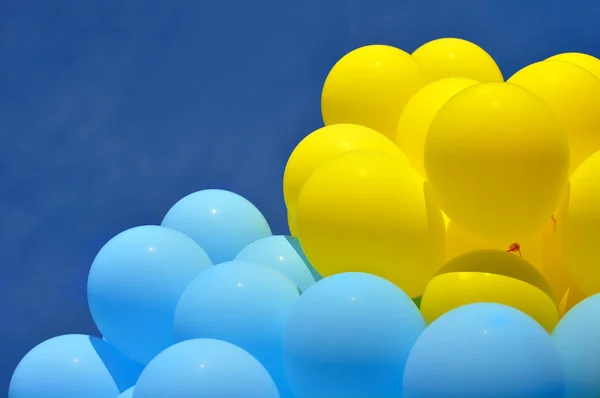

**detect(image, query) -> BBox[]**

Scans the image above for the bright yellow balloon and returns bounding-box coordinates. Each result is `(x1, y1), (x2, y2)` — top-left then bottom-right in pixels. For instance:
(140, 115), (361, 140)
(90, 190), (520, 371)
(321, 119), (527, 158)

(546, 52), (600, 80)
(424, 82), (570, 240)
(559, 150), (600, 296)
(446, 221), (542, 269)
(296, 150), (445, 298)
(283, 123), (409, 217)
(508, 60), (600, 173)
(539, 216), (570, 302)
(412, 38), (504, 82)
(321, 45), (430, 139)
(395, 77), (479, 177)
(420, 250), (559, 332)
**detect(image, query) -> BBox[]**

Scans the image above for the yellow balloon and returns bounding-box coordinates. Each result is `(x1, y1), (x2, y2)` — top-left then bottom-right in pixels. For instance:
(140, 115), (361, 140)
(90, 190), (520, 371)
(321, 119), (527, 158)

(446, 221), (542, 269)
(424, 82), (570, 240)
(546, 52), (600, 80)
(412, 38), (504, 82)
(395, 77), (479, 177)
(508, 60), (600, 173)
(321, 45), (430, 139)
(539, 216), (570, 302)
(420, 250), (559, 332)
(296, 150), (445, 298)
(283, 124), (408, 217)
(559, 150), (600, 296)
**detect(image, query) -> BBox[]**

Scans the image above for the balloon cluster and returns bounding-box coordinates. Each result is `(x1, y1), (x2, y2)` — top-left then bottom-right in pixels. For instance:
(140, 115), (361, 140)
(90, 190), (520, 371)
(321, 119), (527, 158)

(9, 38), (600, 398)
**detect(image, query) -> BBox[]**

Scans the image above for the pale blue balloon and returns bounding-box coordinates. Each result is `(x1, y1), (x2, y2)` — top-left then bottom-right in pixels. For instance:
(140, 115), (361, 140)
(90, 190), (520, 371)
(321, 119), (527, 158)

(9, 335), (143, 398)
(552, 293), (600, 398)
(120, 387), (135, 398)
(403, 303), (565, 398)
(161, 189), (272, 264)
(283, 272), (425, 398)
(235, 235), (319, 292)
(132, 339), (279, 398)
(87, 225), (212, 364)
(174, 260), (299, 397)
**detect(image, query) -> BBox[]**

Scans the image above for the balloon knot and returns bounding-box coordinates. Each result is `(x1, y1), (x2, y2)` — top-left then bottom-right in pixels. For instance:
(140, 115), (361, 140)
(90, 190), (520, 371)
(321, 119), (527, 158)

(551, 214), (557, 232)
(506, 242), (522, 257)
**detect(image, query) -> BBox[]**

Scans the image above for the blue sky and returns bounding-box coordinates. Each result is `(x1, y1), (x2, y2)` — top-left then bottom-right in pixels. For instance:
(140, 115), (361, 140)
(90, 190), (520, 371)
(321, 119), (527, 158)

(1, 0), (600, 391)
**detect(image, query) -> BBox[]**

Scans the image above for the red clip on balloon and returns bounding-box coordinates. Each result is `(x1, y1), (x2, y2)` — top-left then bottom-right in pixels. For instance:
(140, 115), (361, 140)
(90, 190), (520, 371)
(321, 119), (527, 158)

(506, 243), (522, 257)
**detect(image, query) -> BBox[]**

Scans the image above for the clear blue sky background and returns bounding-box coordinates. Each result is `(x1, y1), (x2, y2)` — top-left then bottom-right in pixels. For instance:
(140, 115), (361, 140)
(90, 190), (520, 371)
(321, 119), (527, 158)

(1, 0), (599, 392)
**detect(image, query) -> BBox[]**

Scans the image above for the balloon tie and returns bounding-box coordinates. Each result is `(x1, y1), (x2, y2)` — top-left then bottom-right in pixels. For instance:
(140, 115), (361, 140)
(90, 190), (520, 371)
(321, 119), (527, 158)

(551, 214), (557, 232)
(506, 242), (522, 257)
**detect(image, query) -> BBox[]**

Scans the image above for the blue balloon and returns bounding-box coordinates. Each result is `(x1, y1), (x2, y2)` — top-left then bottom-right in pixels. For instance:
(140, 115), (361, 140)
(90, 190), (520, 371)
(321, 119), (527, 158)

(120, 387), (135, 398)
(161, 189), (272, 264)
(9, 335), (143, 398)
(132, 338), (279, 398)
(552, 293), (600, 398)
(282, 272), (425, 398)
(174, 260), (299, 397)
(403, 303), (565, 398)
(235, 235), (320, 292)
(87, 225), (212, 364)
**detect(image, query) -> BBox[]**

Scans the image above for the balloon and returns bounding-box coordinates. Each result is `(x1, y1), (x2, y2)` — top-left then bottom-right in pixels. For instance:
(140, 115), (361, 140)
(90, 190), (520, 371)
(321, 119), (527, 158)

(283, 272), (425, 398)
(9, 335), (143, 398)
(546, 52), (600, 79)
(559, 151), (600, 296)
(395, 77), (479, 177)
(540, 217), (570, 302)
(132, 338), (279, 398)
(174, 261), (299, 397)
(87, 225), (212, 364)
(420, 250), (559, 332)
(162, 189), (272, 264)
(120, 388), (134, 398)
(552, 293), (600, 397)
(403, 303), (565, 398)
(508, 60), (600, 173)
(412, 38), (504, 82)
(446, 221), (542, 269)
(235, 235), (319, 292)
(321, 45), (430, 138)
(296, 150), (446, 298)
(558, 285), (588, 317)
(283, 123), (408, 218)
(424, 82), (570, 239)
